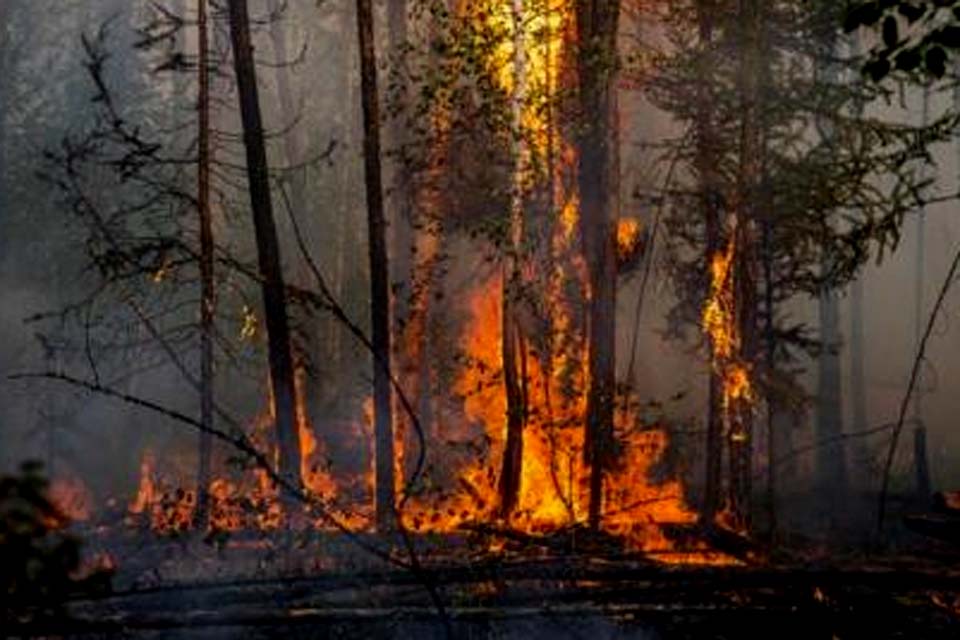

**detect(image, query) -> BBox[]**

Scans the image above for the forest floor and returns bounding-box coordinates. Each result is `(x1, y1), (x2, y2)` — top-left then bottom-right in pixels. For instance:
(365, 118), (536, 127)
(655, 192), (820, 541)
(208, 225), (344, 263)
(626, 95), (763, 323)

(8, 526), (960, 639)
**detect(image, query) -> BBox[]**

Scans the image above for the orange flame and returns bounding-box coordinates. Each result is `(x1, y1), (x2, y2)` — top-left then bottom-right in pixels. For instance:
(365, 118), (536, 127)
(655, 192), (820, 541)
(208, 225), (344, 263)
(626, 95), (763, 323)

(702, 236), (754, 411)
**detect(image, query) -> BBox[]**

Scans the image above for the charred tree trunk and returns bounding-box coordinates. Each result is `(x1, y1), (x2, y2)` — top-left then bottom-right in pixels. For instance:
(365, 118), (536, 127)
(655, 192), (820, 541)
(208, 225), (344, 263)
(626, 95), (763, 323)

(356, 0), (397, 531)
(911, 88), (932, 502)
(193, 0), (215, 530)
(729, 0), (763, 531)
(849, 277), (867, 449)
(814, 33), (847, 518)
(226, 0), (303, 501)
(575, 0), (621, 531)
(0, 0), (9, 241)
(267, 0), (307, 223)
(694, 0), (724, 523)
(848, 36), (868, 484)
(761, 188), (777, 537)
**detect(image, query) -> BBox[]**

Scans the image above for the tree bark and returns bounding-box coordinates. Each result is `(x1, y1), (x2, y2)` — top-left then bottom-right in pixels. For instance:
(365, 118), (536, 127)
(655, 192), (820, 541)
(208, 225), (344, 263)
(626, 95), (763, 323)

(498, 0), (529, 519)
(816, 285), (846, 507)
(814, 32), (847, 518)
(267, 0), (307, 225)
(694, 0), (724, 523)
(0, 1), (9, 242)
(356, 0), (397, 531)
(575, 0), (621, 531)
(728, 0), (763, 531)
(194, 0), (215, 530)
(225, 0), (303, 501)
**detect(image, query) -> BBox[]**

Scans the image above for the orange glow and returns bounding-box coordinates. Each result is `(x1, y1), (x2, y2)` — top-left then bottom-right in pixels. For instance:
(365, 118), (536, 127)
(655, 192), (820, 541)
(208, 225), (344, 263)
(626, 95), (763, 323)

(702, 236), (754, 412)
(617, 217), (642, 262)
(394, 275), (717, 560)
(113, 0), (733, 567)
(50, 475), (93, 522)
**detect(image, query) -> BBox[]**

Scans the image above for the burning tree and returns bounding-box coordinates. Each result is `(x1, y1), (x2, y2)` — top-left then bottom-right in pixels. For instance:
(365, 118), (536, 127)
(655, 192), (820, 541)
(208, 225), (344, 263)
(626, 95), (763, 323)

(644, 0), (957, 532)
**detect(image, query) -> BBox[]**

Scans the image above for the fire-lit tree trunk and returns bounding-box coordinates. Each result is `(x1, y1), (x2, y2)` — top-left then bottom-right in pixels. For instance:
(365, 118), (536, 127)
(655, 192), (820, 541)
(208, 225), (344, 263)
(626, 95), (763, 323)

(498, 0), (529, 519)
(193, 0), (215, 530)
(575, 0), (621, 531)
(728, 0), (763, 531)
(395, 6), (450, 487)
(694, 0), (724, 523)
(356, 0), (397, 532)
(225, 0), (303, 501)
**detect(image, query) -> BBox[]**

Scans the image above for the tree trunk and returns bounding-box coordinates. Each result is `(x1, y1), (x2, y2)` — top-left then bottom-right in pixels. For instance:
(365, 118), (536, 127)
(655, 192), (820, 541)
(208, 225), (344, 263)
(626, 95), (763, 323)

(694, 0), (724, 523)
(814, 33), (847, 518)
(194, 0), (215, 530)
(761, 190), (777, 537)
(267, 0), (307, 224)
(0, 0), (9, 240)
(575, 0), (621, 531)
(912, 87), (931, 501)
(816, 281), (846, 509)
(729, 0), (763, 531)
(849, 276), (867, 467)
(498, 0), (529, 519)
(848, 35), (868, 485)
(225, 0), (303, 501)
(356, 0), (397, 532)
(394, 8), (450, 486)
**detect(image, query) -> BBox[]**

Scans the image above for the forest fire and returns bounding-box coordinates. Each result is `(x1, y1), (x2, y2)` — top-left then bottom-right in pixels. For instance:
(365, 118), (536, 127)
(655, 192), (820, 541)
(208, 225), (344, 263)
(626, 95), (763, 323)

(12, 0), (960, 636)
(106, 0), (725, 566)
(118, 268), (724, 565)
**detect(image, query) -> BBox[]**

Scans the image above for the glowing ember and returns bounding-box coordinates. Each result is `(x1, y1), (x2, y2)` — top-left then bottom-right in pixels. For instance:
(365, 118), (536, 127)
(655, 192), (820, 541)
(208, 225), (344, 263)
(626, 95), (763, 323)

(616, 217), (643, 262)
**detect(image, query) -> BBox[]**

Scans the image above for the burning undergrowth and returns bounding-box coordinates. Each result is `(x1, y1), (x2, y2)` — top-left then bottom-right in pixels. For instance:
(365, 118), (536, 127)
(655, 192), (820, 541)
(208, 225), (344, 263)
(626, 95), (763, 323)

(47, 262), (738, 570)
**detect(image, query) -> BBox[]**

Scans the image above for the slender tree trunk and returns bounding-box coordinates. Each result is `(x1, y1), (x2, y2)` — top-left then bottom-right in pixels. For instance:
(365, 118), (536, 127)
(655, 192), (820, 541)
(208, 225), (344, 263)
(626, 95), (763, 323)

(575, 0), (621, 530)
(226, 0), (303, 501)
(761, 190), (777, 537)
(816, 281), (846, 504)
(848, 35), (868, 485)
(498, 0), (529, 518)
(194, 0), (215, 530)
(356, 0), (396, 531)
(395, 8), (450, 485)
(849, 281), (867, 427)
(694, 0), (724, 523)
(814, 33), (847, 518)
(267, 0), (307, 223)
(0, 1), (9, 242)
(729, 0), (763, 531)
(912, 87), (931, 500)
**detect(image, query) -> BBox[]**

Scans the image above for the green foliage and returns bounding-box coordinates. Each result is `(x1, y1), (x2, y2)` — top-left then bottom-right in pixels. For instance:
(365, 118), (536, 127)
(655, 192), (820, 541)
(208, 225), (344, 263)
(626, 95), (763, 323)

(646, 0), (954, 395)
(845, 1), (960, 80)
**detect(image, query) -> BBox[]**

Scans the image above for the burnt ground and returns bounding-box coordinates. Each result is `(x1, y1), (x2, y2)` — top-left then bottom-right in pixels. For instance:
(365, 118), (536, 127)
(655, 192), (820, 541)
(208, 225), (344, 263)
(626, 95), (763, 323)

(6, 526), (960, 640)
